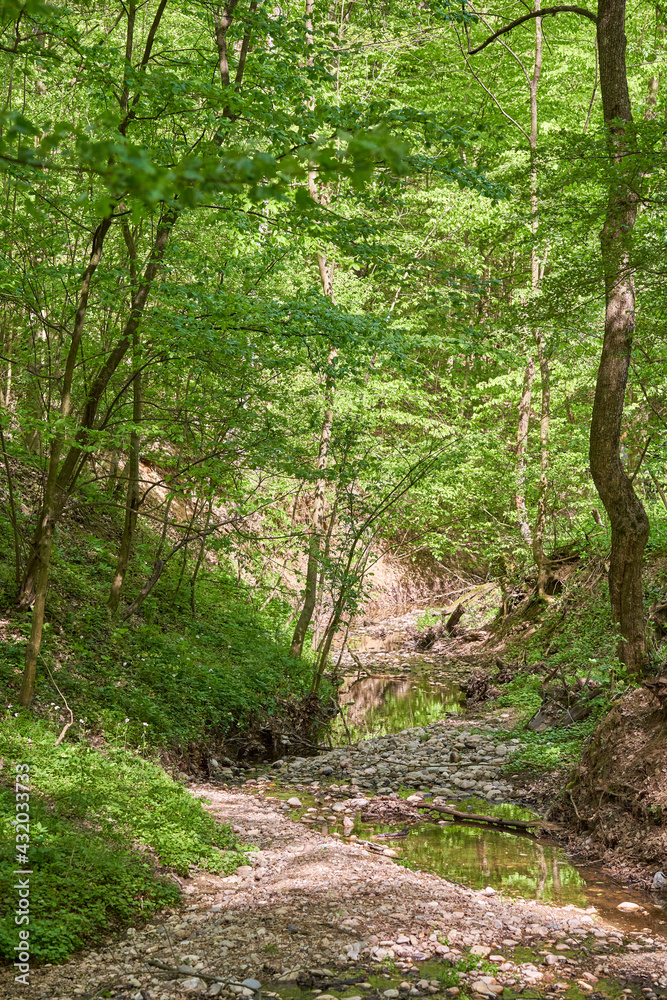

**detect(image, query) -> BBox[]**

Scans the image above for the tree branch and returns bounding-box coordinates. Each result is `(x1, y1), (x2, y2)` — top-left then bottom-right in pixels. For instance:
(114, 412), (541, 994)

(468, 6), (596, 55)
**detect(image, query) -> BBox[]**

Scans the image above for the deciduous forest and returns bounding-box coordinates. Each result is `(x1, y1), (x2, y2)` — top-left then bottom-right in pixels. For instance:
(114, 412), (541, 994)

(1, 0), (667, 997)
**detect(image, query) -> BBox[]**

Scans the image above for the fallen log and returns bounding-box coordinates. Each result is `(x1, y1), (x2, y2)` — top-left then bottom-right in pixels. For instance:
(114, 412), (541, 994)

(416, 802), (562, 833)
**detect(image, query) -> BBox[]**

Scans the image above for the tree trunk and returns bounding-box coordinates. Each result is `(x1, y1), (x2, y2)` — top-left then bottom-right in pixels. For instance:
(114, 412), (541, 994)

(515, 356), (534, 546)
(190, 499), (213, 615)
(589, 0), (649, 673)
(18, 437), (60, 707)
(109, 225), (143, 614)
(290, 401), (333, 657)
(18, 211), (176, 705)
(18, 215), (112, 705)
(532, 334), (551, 598)
(527, 1), (552, 596)
(19, 210), (176, 611)
(289, 0), (337, 659)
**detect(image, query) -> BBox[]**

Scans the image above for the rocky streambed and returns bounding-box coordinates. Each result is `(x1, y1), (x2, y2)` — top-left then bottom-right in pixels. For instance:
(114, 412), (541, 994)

(269, 720), (518, 803)
(9, 785), (666, 1000)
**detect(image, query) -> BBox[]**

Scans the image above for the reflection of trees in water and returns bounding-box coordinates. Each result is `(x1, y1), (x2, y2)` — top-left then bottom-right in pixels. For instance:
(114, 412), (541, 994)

(340, 676), (412, 726)
(403, 823), (587, 907)
(340, 674), (460, 731)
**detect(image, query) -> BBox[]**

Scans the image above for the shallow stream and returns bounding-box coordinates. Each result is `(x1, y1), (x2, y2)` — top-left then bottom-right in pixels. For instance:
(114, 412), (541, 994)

(321, 611), (667, 937)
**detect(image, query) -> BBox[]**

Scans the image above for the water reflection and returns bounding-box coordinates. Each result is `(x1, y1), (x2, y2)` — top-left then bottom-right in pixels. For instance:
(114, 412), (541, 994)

(356, 816), (588, 906)
(335, 673), (463, 739)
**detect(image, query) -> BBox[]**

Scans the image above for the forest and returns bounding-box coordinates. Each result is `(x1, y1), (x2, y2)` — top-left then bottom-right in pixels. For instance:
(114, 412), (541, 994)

(1, 0), (667, 997)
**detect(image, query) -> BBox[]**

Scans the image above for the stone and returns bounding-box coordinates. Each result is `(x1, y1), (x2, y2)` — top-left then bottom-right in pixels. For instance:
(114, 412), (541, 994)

(652, 872), (666, 889)
(242, 980), (261, 991)
(383, 990), (400, 998)
(287, 797), (302, 807)
(617, 901), (641, 912)
(469, 982), (496, 998)
(470, 945), (491, 957)
(180, 979), (207, 994)
(208, 986), (224, 997)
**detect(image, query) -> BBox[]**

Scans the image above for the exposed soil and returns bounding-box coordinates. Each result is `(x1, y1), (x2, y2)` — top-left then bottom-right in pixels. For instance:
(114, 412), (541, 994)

(553, 688), (667, 875)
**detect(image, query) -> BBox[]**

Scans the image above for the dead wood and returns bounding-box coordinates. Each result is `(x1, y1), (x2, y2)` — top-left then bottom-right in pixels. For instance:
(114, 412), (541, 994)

(416, 802), (562, 833)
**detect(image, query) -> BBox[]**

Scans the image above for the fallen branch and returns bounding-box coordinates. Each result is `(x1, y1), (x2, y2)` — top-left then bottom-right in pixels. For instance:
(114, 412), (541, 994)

(146, 959), (256, 989)
(372, 825), (409, 840)
(417, 802), (562, 833)
(46, 664), (75, 747)
(351, 837), (395, 854)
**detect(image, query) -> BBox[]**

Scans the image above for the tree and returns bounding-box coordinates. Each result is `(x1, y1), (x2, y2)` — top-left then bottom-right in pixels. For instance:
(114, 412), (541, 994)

(470, 0), (650, 670)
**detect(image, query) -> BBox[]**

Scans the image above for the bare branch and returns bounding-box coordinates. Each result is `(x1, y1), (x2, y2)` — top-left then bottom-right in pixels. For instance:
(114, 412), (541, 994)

(468, 6), (596, 55)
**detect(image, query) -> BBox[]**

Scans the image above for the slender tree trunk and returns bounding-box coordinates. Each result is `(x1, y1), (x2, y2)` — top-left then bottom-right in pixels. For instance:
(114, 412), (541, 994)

(19, 210), (176, 611)
(312, 498), (338, 650)
(589, 0), (649, 673)
(18, 216), (112, 705)
(175, 498), (200, 597)
(515, 357), (534, 546)
(120, 496), (173, 621)
(289, 0), (337, 658)
(109, 226), (142, 614)
(532, 334), (551, 597)
(190, 498), (213, 615)
(19, 211), (176, 705)
(290, 402), (333, 657)
(527, 1), (552, 596)
(514, 1), (544, 552)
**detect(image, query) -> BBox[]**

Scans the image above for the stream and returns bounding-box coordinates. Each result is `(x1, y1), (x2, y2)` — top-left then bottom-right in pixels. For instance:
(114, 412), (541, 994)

(305, 609), (667, 938)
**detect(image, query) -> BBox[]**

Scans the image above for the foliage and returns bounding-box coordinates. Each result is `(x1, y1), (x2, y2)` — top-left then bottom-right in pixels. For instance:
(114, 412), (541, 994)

(0, 714), (246, 963)
(505, 718), (601, 773)
(0, 498), (319, 747)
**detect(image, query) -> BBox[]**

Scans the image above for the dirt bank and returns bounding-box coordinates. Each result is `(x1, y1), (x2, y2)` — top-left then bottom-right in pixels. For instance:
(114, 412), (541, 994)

(554, 688), (667, 879)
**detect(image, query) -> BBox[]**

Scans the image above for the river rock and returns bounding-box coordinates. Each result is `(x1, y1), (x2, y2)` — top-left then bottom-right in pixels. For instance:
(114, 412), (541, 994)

(617, 901), (641, 912)
(180, 979), (207, 994)
(470, 982), (500, 997)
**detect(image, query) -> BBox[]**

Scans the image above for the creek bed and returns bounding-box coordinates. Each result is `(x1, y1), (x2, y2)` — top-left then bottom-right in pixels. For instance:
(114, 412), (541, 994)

(281, 614), (667, 937)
